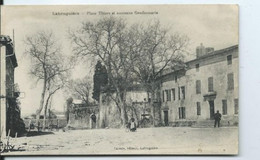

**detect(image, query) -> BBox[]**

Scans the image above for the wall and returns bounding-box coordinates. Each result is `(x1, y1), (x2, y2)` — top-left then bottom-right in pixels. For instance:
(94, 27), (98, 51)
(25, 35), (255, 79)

(99, 90), (150, 128)
(67, 106), (99, 129)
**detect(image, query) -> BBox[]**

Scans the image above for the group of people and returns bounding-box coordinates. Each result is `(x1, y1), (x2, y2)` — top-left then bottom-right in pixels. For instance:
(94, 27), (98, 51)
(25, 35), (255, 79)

(90, 110), (222, 131)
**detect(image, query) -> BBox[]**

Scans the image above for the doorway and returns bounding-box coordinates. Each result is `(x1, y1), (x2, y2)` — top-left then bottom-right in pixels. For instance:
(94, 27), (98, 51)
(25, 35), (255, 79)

(209, 100), (215, 119)
(164, 110), (169, 126)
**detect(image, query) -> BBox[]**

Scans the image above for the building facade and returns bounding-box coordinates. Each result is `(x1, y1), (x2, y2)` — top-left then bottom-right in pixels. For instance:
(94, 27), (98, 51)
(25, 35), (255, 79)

(1, 35), (24, 138)
(160, 44), (239, 126)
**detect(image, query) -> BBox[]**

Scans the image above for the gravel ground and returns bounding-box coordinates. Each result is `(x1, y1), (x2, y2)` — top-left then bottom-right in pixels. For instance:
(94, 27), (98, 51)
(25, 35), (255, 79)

(2, 127), (238, 155)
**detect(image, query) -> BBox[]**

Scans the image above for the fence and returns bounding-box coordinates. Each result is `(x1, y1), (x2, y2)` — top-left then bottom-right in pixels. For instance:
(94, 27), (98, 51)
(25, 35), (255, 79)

(23, 118), (67, 130)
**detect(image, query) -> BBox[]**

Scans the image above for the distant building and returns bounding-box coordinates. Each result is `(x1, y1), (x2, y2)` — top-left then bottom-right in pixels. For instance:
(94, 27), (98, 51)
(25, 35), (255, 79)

(99, 84), (153, 128)
(0, 35), (25, 138)
(160, 44), (238, 126)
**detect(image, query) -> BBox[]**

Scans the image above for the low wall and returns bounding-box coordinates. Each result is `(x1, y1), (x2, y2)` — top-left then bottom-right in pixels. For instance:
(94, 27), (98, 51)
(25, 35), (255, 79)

(66, 106), (99, 129)
(24, 118), (67, 129)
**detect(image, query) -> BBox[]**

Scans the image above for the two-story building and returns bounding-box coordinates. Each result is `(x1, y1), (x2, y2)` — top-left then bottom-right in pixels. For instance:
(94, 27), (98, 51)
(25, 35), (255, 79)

(160, 44), (239, 126)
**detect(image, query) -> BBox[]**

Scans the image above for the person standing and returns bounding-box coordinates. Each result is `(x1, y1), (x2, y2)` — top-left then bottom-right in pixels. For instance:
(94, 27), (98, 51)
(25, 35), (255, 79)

(130, 118), (137, 132)
(214, 110), (222, 128)
(90, 112), (97, 129)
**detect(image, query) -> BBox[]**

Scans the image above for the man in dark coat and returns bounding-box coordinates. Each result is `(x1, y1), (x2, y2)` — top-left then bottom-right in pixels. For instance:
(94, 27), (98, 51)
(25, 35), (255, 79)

(90, 112), (97, 129)
(214, 110), (222, 128)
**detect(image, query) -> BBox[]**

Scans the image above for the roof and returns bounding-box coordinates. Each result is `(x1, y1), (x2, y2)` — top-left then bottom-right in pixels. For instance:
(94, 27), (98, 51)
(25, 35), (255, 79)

(161, 44), (238, 77)
(187, 44), (238, 64)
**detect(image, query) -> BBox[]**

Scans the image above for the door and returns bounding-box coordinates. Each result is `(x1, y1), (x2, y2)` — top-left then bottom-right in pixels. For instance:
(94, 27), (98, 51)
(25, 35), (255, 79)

(209, 100), (215, 119)
(164, 111), (169, 126)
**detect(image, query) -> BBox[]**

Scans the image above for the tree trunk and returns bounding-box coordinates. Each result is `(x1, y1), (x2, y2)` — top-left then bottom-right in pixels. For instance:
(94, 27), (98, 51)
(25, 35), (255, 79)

(43, 107), (47, 130)
(36, 79), (47, 130)
(117, 90), (127, 128)
(43, 93), (51, 130)
(150, 90), (162, 127)
(150, 92), (156, 126)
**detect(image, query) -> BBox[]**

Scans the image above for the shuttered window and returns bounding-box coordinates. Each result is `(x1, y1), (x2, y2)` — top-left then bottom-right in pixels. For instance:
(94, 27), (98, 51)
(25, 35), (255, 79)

(228, 73), (234, 90)
(208, 77), (214, 92)
(179, 107), (186, 119)
(234, 99), (239, 114)
(181, 86), (185, 99)
(222, 100), (227, 115)
(227, 55), (232, 65)
(196, 80), (201, 94)
(166, 90), (171, 101)
(197, 102), (201, 115)
(172, 88), (175, 101)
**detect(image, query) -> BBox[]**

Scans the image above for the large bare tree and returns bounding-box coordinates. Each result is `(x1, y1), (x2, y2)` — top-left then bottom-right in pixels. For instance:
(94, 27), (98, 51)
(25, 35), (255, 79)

(69, 17), (134, 126)
(25, 31), (71, 127)
(70, 17), (188, 126)
(128, 21), (189, 125)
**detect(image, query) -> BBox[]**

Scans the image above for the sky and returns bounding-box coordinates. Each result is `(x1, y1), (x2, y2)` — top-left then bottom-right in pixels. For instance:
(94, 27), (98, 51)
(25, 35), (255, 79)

(1, 5), (238, 116)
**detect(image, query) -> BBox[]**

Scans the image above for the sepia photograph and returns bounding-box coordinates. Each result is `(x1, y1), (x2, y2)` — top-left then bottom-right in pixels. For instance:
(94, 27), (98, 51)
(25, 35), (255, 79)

(0, 5), (238, 155)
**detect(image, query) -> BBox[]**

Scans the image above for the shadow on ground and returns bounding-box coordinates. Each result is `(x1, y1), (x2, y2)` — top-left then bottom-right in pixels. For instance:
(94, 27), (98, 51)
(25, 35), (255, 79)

(26, 131), (54, 137)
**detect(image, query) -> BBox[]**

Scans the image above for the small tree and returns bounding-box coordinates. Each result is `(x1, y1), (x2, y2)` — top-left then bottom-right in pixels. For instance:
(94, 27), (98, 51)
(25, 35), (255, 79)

(92, 60), (108, 102)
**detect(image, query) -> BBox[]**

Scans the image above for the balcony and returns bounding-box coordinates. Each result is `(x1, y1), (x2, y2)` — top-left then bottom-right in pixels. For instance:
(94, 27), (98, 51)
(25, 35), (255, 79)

(203, 91), (217, 101)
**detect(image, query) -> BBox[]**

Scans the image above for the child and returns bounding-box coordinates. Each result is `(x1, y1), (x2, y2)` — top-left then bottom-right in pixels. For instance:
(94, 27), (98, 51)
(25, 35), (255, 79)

(130, 118), (137, 132)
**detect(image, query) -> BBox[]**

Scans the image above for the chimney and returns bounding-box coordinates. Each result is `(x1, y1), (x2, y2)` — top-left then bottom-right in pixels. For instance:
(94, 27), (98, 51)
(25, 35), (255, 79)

(196, 43), (205, 58)
(196, 43), (214, 58)
(205, 47), (214, 53)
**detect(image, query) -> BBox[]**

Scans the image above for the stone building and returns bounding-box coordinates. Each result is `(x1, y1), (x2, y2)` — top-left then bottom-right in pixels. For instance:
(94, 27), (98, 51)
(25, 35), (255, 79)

(0, 35), (24, 138)
(160, 44), (239, 126)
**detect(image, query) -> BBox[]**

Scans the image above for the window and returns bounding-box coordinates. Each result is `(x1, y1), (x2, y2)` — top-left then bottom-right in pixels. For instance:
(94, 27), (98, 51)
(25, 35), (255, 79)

(166, 90), (171, 101)
(222, 100), (227, 115)
(178, 87), (180, 100)
(196, 80), (201, 94)
(175, 75), (177, 83)
(171, 88), (175, 101)
(178, 107), (186, 119)
(181, 86), (185, 99)
(208, 77), (214, 92)
(197, 102), (201, 115)
(234, 99), (239, 114)
(156, 91), (161, 102)
(196, 64), (200, 72)
(162, 91), (165, 102)
(227, 55), (232, 65)
(228, 73), (234, 90)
